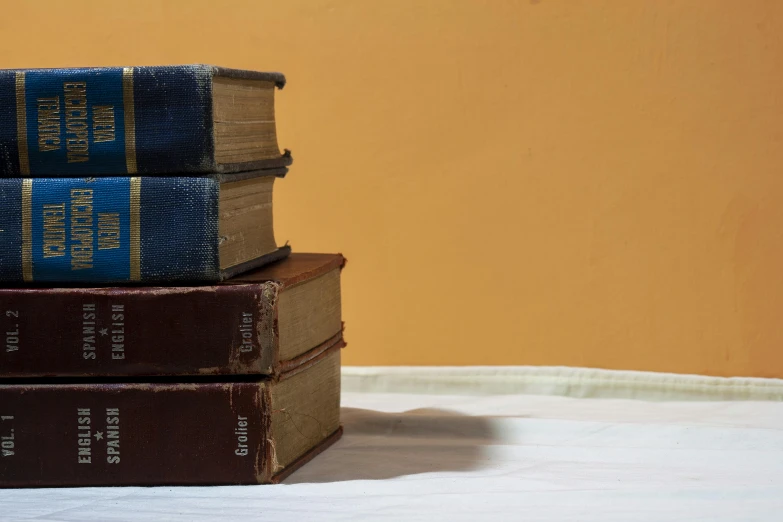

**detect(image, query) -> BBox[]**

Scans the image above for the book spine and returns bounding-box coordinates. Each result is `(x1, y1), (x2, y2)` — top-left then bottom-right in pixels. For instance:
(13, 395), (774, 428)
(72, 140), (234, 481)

(0, 176), (220, 283)
(0, 283), (278, 377)
(0, 66), (215, 176)
(0, 382), (269, 487)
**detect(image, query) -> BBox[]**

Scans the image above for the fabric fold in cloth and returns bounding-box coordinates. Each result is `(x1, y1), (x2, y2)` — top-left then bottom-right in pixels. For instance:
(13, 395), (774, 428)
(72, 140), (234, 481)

(342, 365), (783, 400)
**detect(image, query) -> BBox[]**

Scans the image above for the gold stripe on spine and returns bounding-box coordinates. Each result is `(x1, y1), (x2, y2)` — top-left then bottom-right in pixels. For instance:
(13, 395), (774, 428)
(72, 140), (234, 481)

(129, 177), (141, 281)
(15, 72), (30, 175)
(122, 67), (138, 174)
(21, 179), (33, 281)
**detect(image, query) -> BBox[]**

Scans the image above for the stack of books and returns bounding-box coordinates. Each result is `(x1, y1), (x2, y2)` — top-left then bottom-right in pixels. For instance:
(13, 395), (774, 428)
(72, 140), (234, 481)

(0, 65), (344, 487)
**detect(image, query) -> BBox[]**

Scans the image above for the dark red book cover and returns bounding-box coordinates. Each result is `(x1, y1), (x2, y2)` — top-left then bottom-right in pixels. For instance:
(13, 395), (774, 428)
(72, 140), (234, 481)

(0, 253), (344, 377)
(0, 343), (343, 487)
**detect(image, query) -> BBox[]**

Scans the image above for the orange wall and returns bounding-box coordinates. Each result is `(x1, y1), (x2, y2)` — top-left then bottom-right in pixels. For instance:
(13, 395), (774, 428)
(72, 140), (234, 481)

(2, 1), (782, 377)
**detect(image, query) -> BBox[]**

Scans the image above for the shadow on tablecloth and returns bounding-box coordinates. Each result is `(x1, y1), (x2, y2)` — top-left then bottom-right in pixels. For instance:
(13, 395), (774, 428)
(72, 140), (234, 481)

(284, 407), (505, 483)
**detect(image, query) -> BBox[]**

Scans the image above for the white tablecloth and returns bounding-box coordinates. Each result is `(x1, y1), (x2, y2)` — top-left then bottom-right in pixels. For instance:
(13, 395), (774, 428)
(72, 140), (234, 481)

(3, 367), (783, 521)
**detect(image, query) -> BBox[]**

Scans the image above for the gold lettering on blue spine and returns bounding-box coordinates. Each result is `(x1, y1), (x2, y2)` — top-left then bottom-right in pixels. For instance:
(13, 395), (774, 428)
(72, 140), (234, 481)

(122, 68), (137, 174)
(21, 179), (33, 281)
(97, 212), (121, 250)
(37, 97), (62, 152)
(42, 203), (67, 258)
(129, 177), (140, 281)
(15, 72), (30, 175)
(70, 188), (94, 270)
(92, 105), (116, 143)
(63, 82), (89, 163)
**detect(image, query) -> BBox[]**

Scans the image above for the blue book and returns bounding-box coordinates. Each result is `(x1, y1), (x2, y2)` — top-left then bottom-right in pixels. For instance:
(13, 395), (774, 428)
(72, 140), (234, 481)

(0, 65), (291, 177)
(0, 169), (289, 283)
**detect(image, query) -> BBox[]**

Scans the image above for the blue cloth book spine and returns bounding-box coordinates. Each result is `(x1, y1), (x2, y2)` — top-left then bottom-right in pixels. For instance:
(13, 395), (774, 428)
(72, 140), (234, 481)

(0, 175), (288, 284)
(0, 65), (290, 176)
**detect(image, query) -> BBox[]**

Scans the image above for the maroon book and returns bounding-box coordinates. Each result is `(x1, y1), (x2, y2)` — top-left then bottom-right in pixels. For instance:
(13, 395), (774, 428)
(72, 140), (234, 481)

(0, 253), (344, 377)
(0, 344), (343, 487)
